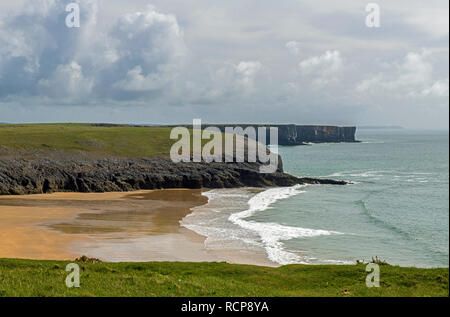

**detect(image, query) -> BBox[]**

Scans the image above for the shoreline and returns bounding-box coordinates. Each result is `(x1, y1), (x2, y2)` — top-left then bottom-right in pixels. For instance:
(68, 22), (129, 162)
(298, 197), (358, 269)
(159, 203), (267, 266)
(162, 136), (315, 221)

(0, 189), (277, 267)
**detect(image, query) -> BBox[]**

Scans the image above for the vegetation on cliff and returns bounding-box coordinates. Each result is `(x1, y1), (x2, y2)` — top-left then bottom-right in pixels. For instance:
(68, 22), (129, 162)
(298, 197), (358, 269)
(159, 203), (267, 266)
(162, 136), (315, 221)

(0, 124), (175, 158)
(0, 124), (346, 195)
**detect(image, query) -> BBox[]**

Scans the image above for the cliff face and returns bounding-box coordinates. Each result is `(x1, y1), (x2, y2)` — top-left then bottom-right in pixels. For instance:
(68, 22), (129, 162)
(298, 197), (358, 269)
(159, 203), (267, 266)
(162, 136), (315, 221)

(0, 153), (346, 195)
(293, 125), (357, 145)
(207, 125), (357, 145)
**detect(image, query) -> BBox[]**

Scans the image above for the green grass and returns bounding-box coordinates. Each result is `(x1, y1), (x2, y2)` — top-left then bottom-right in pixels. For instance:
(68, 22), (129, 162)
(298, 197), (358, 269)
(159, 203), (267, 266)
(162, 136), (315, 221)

(0, 259), (447, 297)
(0, 123), (252, 159)
(0, 123), (176, 157)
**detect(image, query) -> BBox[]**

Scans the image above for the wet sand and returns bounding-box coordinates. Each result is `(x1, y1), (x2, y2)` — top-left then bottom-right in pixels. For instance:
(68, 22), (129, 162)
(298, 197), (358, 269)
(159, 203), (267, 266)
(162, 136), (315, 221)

(0, 189), (275, 266)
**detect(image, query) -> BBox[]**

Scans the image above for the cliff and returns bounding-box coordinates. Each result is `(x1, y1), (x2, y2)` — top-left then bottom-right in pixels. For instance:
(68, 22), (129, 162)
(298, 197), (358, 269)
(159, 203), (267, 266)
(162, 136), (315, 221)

(174, 124), (357, 146)
(0, 124), (348, 195)
(229, 125), (357, 145)
(285, 125), (357, 145)
(0, 153), (346, 195)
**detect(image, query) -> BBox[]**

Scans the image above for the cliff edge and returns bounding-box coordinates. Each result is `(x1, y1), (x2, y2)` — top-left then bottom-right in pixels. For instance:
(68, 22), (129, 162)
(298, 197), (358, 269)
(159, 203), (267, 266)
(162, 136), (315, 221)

(0, 124), (348, 195)
(172, 124), (357, 145)
(0, 153), (346, 195)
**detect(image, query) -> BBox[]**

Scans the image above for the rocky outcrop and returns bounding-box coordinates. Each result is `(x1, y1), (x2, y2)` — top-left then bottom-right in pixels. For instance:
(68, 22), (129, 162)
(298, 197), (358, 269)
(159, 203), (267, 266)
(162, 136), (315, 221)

(0, 153), (346, 195)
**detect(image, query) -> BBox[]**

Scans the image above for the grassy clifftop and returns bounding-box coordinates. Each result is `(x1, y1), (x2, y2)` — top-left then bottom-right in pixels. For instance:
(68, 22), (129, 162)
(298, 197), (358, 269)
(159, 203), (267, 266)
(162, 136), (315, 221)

(0, 124), (175, 157)
(0, 259), (447, 297)
(0, 123), (313, 195)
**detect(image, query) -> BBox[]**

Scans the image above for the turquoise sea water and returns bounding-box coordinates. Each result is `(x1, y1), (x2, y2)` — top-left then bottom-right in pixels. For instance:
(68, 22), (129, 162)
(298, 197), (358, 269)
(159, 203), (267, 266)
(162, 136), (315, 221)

(182, 130), (449, 267)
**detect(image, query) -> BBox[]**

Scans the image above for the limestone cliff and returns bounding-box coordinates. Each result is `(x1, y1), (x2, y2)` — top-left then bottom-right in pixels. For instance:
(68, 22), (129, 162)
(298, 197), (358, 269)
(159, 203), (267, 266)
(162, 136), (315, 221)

(186, 124), (357, 145)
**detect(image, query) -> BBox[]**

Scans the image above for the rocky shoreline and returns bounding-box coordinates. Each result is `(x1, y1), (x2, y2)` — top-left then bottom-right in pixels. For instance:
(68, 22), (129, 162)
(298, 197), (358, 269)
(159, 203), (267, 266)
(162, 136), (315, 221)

(0, 152), (346, 195)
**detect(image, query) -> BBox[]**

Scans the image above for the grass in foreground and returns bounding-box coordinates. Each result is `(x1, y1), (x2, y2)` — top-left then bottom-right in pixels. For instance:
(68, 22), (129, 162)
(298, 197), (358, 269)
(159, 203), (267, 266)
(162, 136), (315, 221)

(0, 259), (447, 297)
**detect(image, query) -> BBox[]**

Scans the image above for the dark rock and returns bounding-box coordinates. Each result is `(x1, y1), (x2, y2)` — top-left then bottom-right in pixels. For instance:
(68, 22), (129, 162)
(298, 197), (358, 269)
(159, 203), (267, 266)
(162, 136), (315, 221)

(171, 124), (358, 145)
(0, 152), (347, 195)
(75, 255), (102, 263)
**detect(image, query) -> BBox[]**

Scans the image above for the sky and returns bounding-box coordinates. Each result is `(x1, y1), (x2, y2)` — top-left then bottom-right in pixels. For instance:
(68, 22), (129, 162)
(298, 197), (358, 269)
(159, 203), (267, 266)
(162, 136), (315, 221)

(0, 0), (448, 129)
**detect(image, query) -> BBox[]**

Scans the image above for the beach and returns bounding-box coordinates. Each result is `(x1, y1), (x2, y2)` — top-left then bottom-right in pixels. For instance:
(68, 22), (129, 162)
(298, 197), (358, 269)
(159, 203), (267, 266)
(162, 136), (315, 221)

(0, 188), (447, 297)
(0, 189), (275, 266)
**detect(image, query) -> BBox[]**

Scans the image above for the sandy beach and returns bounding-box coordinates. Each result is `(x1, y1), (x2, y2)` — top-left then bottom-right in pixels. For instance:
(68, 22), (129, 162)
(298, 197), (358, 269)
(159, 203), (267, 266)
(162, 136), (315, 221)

(0, 189), (275, 266)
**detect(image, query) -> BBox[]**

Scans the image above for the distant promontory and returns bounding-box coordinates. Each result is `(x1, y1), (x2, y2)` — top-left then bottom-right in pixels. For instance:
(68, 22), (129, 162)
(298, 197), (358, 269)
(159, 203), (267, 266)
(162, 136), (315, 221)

(169, 124), (358, 145)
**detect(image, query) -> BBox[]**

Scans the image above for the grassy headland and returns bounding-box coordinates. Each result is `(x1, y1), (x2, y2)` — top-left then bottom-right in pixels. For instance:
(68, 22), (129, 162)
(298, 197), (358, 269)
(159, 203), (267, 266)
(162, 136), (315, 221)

(0, 123), (254, 159)
(0, 123), (175, 157)
(0, 258), (447, 297)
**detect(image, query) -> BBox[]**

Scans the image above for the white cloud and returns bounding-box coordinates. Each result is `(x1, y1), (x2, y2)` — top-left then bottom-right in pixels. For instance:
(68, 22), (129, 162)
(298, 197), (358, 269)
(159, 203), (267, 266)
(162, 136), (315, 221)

(183, 60), (265, 103)
(0, 1), (185, 102)
(235, 61), (262, 88)
(108, 6), (185, 93)
(422, 79), (449, 97)
(115, 65), (171, 91)
(356, 50), (449, 98)
(38, 61), (93, 99)
(397, 51), (433, 86)
(299, 50), (342, 74)
(356, 74), (383, 93)
(298, 50), (342, 86)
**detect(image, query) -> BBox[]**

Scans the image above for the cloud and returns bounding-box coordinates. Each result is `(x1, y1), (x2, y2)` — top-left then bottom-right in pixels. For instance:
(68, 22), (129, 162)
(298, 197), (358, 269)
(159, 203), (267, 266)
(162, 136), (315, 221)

(0, 0), (78, 97)
(0, 1), (185, 103)
(107, 6), (185, 94)
(403, 7), (449, 39)
(298, 50), (343, 86)
(181, 60), (265, 106)
(0, 0), (448, 129)
(114, 65), (168, 92)
(356, 50), (449, 97)
(235, 61), (262, 89)
(38, 61), (93, 99)
(397, 51), (433, 86)
(422, 78), (449, 97)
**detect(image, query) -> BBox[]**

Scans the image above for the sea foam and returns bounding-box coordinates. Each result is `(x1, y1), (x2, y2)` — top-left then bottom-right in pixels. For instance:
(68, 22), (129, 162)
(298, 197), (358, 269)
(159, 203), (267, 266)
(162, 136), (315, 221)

(228, 185), (343, 265)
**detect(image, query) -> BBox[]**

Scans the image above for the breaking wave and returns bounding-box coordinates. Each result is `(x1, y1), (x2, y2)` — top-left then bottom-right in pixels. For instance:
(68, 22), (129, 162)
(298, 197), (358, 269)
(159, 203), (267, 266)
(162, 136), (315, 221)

(227, 185), (343, 264)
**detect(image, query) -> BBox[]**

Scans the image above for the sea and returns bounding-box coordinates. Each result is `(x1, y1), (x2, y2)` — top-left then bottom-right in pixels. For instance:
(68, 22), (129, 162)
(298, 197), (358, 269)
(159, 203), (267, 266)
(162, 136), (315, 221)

(181, 130), (449, 267)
